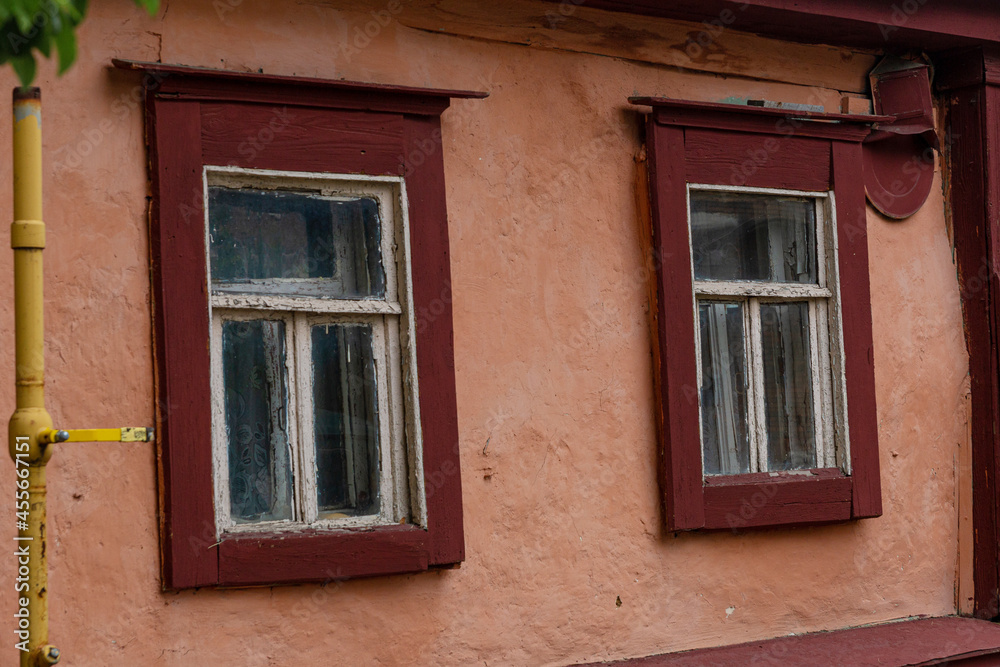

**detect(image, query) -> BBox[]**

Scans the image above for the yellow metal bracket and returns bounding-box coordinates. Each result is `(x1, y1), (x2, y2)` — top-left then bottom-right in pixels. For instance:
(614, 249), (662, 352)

(38, 427), (154, 445)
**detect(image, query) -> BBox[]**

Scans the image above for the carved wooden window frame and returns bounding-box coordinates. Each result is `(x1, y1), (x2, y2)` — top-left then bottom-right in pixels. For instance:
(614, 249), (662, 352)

(632, 97), (887, 531)
(121, 59), (485, 587)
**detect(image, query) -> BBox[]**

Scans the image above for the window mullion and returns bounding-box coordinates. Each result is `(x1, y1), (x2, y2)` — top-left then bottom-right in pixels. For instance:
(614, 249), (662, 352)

(816, 299), (835, 468)
(808, 299), (825, 468)
(384, 314), (409, 523)
(372, 318), (396, 524)
(816, 195), (829, 290)
(293, 313), (318, 525)
(694, 296), (705, 474)
(748, 298), (767, 473)
(379, 187), (399, 304)
(210, 310), (232, 533)
(211, 293), (401, 315)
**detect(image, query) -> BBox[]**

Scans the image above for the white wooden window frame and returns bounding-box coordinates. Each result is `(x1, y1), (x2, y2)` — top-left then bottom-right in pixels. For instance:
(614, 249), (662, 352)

(688, 183), (850, 476)
(204, 166), (427, 535)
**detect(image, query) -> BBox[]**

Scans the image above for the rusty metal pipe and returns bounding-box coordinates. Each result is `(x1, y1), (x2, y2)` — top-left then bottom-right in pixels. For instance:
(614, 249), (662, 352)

(8, 86), (58, 667)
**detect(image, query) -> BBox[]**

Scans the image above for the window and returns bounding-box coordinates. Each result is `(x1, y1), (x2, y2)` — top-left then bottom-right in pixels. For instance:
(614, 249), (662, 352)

(632, 96), (885, 531)
(127, 58), (486, 588)
(207, 171), (424, 534)
(691, 187), (844, 476)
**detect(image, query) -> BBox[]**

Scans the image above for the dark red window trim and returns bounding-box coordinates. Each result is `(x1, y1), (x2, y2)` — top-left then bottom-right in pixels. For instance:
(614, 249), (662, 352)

(116, 59), (486, 588)
(631, 97), (888, 531)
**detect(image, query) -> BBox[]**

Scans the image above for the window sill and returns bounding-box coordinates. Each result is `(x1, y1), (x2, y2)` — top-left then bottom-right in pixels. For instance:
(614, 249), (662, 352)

(217, 524), (430, 587)
(702, 468), (852, 530)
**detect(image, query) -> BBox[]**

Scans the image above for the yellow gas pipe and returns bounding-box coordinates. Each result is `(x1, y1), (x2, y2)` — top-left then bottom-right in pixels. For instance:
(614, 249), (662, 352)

(6, 87), (154, 667)
(8, 87), (59, 667)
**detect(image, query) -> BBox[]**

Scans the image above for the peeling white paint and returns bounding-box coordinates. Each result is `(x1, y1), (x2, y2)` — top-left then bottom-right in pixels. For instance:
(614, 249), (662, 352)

(204, 167), (427, 536)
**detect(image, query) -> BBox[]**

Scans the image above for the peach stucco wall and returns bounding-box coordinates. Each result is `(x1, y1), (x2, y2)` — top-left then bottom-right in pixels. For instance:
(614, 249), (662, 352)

(0, 1), (969, 665)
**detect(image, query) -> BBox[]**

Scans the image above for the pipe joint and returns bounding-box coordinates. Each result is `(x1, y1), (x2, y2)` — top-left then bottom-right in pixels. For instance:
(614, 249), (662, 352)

(11, 220), (45, 249)
(9, 408), (53, 464)
(33, 644), (59, 665)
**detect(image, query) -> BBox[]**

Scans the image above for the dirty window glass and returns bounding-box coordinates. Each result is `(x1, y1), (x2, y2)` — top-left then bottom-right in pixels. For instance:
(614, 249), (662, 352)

(691, 189), (827, 476)
(761, 302), (815, 470)
(690, 190), (816, 284)
(208, 187), (386, 299)
(209, 175), (411, 534)
(699, 302), (751, 475)
(312, 323), (381, 518)
(222, 319), (294, 524)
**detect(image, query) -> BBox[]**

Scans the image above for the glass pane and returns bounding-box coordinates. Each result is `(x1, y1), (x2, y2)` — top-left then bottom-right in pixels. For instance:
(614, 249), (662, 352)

(208, 187), (386, 299)
(222, 319), (294, 524)
(312, 324), (381, 517)
(699, 301), (751, 475)
(690, 190), (817, 284)
(761, 302), (816, 470)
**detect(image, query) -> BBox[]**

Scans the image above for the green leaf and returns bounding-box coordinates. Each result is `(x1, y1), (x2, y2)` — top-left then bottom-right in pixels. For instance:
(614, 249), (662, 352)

(53, 23), (74, 73)
(133, 0), (159, 16)
(51, 0), (76, 15)
(10, 2), (35, 34)
(35, 32), (50, 58)
(10, 53), (34, 86)
(0, 0), (154, 84)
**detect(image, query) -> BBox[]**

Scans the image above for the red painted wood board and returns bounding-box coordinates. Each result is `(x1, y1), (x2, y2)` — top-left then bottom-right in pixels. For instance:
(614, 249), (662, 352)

(703, 470), (852, 530)
(645, 118), (704, 531)
(113, 58), (487, 116)
(831, 141), (882, 519)
(684, 128), (830, 191)
(200, 103), (406, 175)
(938, 48), (1000, 618)
(573, 616), (1000, 666)
(218, 526), (429, 586)
(631, 97), (892, 143)
(403, 115), (465, 566)
(147, 96), (218, 589)
(569, 1), (1000, 51)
